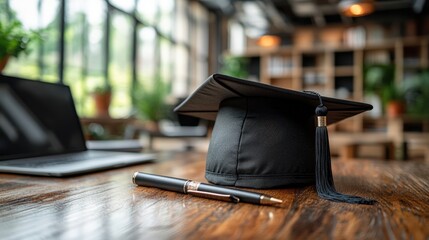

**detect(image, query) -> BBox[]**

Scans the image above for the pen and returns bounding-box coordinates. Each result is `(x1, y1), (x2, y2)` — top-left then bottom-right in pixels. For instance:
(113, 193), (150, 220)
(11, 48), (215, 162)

(133, 172), (283, 205)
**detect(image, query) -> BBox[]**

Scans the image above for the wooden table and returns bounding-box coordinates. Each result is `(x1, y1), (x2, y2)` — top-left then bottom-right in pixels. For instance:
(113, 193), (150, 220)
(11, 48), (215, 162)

(1, 151), (428, 239)
(330, 133), (395, 160)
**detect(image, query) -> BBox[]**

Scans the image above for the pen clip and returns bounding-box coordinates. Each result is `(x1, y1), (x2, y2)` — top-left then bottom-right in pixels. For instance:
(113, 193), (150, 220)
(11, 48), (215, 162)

(187, 190), (240, 203)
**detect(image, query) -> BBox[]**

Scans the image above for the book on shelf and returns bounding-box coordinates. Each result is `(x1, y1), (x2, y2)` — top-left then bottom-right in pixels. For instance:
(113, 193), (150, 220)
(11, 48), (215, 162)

(269, 56), (293, 76)
(364, 50), (391, 64)
(366, 25), (385, 45)
(344, 26), (366, 47)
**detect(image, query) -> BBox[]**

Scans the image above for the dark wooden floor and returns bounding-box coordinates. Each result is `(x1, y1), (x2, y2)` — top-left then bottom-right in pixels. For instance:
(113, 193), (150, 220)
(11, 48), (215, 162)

(0, 151), (428, 239)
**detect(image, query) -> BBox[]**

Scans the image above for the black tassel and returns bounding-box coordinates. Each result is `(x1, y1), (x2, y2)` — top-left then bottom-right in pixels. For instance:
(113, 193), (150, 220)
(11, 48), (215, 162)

(306, 91), (375, 205)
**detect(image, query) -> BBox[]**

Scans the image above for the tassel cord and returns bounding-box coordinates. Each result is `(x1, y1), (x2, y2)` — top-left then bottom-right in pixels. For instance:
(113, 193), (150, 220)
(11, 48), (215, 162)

(316, 125), (375, 204)
(305, 90), (375, 205)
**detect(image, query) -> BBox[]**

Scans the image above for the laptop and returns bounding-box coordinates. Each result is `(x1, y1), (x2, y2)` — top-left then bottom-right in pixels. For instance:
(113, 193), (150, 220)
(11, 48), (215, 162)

(0, 75), (155, 176)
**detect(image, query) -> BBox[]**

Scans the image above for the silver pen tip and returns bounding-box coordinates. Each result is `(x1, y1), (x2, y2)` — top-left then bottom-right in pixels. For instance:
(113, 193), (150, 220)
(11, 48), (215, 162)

(132, 172), (139, 185)
(260, 195), (283, 205)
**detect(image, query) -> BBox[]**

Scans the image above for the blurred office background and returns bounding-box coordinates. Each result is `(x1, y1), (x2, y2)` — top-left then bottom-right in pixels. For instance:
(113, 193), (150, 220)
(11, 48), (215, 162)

(0, 0), (428, 159)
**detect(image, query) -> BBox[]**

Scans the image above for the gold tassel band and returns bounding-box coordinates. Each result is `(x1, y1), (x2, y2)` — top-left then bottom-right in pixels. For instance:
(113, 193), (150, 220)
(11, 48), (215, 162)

(317, 116), (327, 127)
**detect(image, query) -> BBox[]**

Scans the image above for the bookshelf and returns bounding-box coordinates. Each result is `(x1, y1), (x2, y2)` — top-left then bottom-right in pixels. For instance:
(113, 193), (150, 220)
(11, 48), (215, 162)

(229, 25), (429, 134)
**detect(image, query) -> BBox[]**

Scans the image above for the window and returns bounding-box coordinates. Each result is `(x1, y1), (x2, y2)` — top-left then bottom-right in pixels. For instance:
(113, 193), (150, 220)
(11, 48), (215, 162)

(3, 0), (60, 81)
(171, 0), (209, 97)
(158, 0), (174, 36)
(189, 2), (209, 91)
(64, 0), (106, 115)
(109, 12), (133, 117)
(137, 1), (157, 25)
(137, 26), (156, 86)
(1, 0), (210, 118)
(159, 37), (173, 85)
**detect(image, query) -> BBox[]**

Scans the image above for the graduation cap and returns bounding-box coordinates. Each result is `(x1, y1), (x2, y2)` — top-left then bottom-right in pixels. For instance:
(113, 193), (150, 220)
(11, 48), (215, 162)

(175, 74), (375, 204)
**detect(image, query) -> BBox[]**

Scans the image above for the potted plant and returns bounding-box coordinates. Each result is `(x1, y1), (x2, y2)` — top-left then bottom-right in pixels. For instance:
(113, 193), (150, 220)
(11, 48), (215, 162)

(92, 84), (112, 117)
(363, 64), (403, 117)
(220, 56), (249, 78)
(133, 76), (170, 132)
(403, 70), (429, 118)
(0, 20), (37, 72)
(382, 82), (405, 118)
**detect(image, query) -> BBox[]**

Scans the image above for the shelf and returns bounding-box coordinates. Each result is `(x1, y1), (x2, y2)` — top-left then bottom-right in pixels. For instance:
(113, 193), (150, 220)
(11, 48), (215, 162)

(403, 65), (423, 70)
(334, 66), (354, 76)
(334, 51), (354, 66)
(402, 36), (427, 46)
(270, 74), (294, 79)
(268, 55), (293, 77)
(233, 32), (429, 134)
(246, 56), (261, 80)
(271, 78), (294, 89)
(303, 71), (326, 86)
(364, 116), (429, 133)
(364, 41), (396, 50)
(302, 85), (327, 93)
(335, 76), (353, 89)
(303, 83), (326, 88)
(302, 67), (324, 72)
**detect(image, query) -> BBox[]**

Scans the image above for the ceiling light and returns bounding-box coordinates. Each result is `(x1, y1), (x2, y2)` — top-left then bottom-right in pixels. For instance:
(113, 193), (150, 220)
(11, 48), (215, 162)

(339, 0), (374, 17)
(257, 35), (281, 48)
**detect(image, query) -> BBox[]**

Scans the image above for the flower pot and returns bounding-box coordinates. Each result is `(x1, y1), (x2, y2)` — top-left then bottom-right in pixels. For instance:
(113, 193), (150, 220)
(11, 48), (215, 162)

(387, 101), (405, 118)
(93, 92), (111, 117)
(0, 55), (10, 72)
(144, 120), (160, 133)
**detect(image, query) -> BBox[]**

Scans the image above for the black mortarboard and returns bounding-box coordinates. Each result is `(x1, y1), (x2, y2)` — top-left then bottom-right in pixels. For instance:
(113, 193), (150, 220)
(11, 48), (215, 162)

(175, 74), (375, 204)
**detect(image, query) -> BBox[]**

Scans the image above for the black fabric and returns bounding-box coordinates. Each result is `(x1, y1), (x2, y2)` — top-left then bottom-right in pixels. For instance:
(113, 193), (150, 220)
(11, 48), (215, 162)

(206, 97), (316, 188)
(174, 74), (373, 125)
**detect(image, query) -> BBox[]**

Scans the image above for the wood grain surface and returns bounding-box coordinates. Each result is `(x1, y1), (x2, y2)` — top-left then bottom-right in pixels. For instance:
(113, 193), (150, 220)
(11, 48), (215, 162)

(0, 151), (428, 240)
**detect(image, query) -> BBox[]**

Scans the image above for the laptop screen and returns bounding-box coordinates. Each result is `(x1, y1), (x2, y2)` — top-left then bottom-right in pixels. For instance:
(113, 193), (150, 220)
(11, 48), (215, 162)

(0, 75), (87, 160)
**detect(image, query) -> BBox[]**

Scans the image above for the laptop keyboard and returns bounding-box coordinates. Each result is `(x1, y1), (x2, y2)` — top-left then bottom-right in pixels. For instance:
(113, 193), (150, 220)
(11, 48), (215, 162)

(1, 151), (121, 168)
